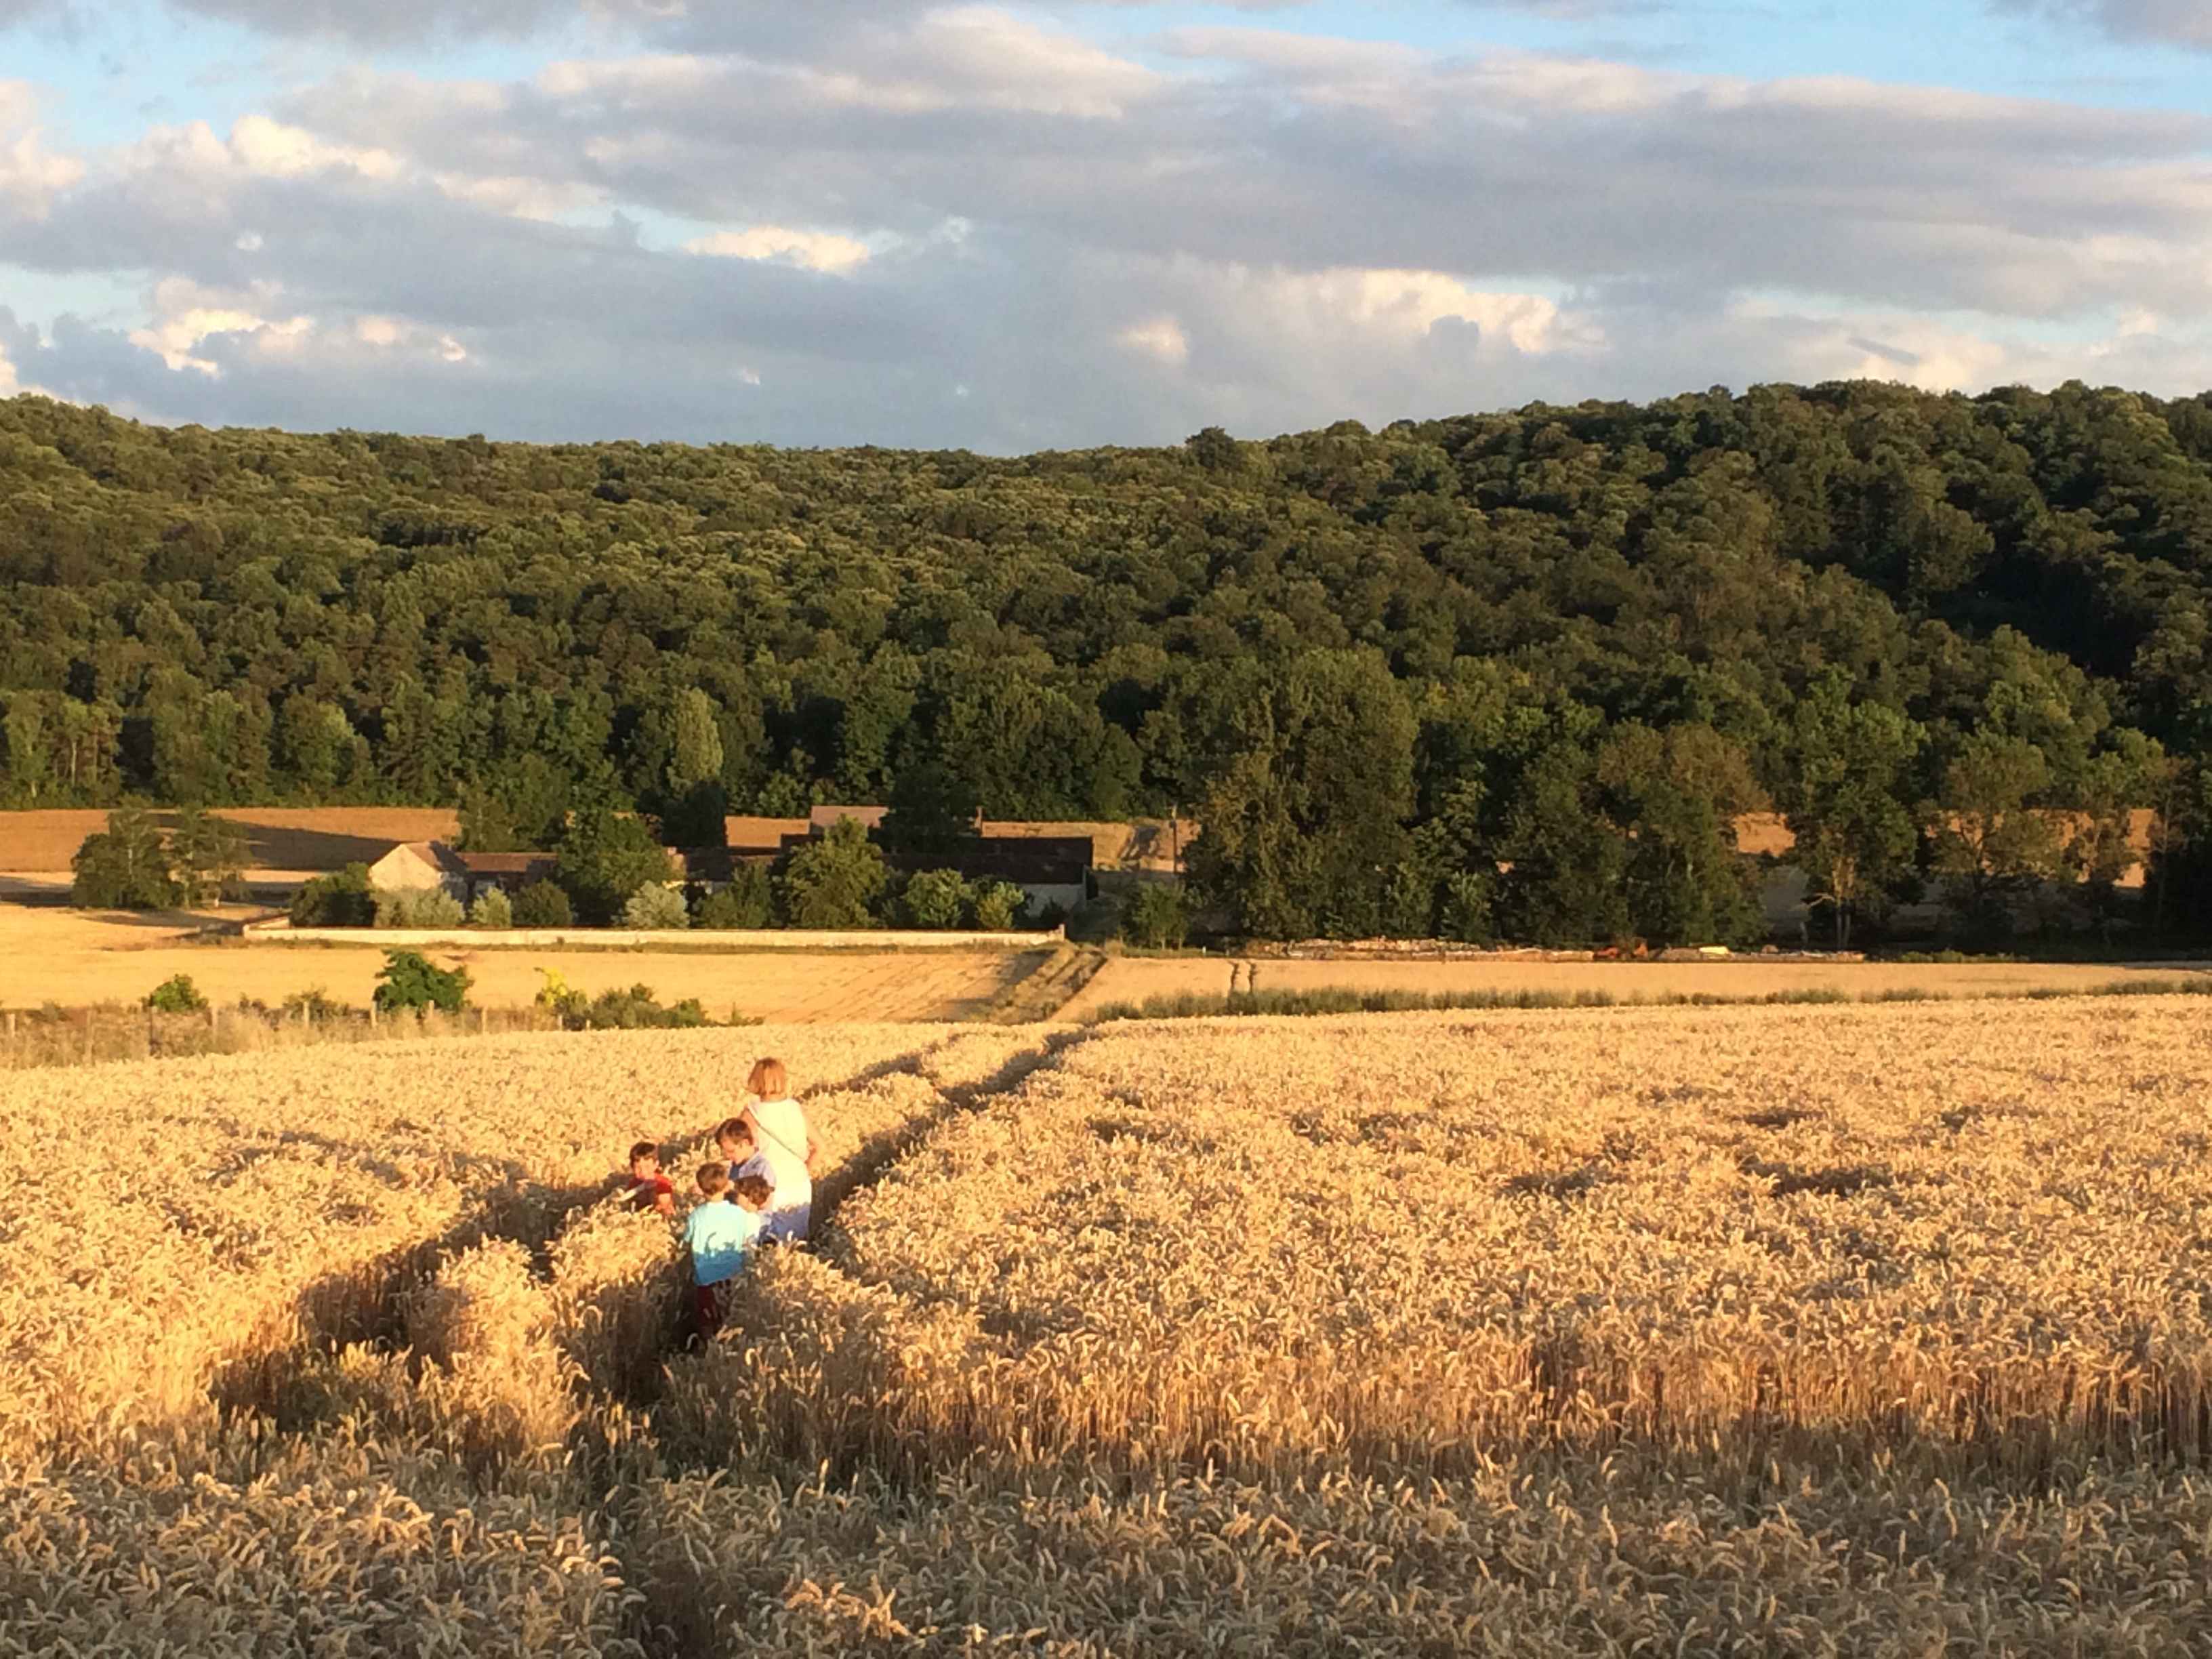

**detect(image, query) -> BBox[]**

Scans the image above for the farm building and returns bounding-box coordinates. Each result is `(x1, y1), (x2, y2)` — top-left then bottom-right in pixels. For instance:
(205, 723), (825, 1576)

(366, 842), (557, 903)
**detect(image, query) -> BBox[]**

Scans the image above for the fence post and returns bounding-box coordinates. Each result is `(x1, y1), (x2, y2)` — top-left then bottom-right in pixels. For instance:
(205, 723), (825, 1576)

(369, 999), (379, 1030)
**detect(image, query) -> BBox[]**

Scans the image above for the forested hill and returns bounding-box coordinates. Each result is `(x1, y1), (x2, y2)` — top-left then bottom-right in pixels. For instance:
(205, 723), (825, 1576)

(3, 380), (2211, 941)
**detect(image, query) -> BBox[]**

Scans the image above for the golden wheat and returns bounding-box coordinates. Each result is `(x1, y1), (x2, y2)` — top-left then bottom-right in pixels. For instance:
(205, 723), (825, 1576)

(703, 998), (2212, 1479)
(9, 1000), (2212, 1654)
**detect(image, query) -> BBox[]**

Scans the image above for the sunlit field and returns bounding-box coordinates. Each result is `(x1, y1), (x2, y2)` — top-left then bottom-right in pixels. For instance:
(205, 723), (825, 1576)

(5, 999), (2211, 1654)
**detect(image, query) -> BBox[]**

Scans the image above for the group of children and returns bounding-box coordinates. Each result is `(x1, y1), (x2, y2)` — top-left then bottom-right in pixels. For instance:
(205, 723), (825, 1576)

(622, 1057), (821, 1338)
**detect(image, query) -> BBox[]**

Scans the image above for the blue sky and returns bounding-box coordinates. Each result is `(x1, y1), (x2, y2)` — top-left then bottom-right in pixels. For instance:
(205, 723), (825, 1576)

(2, 0), (2209, 448)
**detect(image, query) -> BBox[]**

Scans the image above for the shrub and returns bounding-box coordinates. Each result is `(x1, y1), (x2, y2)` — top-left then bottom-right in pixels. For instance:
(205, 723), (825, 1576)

(535, 970), (708, 1030)
(374, 887), (466, 930)
(70, 804), (177, 911)
(374, 949), (471, 1015)
(511, 881), (574, 928)
(695, 867), (773, 929)
(901, 868), (972, 930)
(469, 888), (514, 930)
(1122, 883), (1189, 948)
(779, 817), (888, 928)
(579, 985), (710, 1030)
(970, 879), (1026, 932)
(280, 987), (348, 1022)
(291, 863), (375, 928)
(145, 975), (208, 1014)
(621, 882), (691, 930)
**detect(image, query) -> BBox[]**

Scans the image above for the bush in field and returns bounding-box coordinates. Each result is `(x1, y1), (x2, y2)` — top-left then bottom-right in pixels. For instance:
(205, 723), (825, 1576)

(291, 863), (375, 928)
(375, 887), (467, 930)
(374, 949), (470, 1015)
(70, 804), (177, 911)
(695, 867), (773, 929)
(1122, 883), (1189, 948)
(577, 984), (709, 1030)
(621, 883), (690, 930)
(511, 881), (573, 928)
(280, 987), (348, 1022)
(470, 888), (514, 930)
(534, 969), (706, 1029)
(901, 868), (972, 930)
(970, 878), (1026, 932)
(144, 974), (207, 1014)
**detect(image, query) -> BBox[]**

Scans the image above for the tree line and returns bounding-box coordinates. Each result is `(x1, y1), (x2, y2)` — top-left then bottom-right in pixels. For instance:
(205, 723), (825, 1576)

(4, 380), (2210, 944)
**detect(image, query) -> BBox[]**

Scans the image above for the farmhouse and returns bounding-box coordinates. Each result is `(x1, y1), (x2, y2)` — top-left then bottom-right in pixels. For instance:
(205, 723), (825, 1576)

(366, 842), (556, 904)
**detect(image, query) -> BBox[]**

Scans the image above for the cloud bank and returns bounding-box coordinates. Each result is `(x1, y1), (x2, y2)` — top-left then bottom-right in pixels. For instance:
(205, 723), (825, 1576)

(1, 5), (2209, 447)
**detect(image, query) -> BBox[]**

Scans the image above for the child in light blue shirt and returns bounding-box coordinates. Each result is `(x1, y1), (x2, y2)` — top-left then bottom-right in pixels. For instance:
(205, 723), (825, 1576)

(683, 1164), (771, 1337)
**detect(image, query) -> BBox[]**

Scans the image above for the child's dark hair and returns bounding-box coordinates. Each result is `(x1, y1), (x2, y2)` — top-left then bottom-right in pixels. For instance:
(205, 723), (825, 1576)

(731, 1173), (774, 1209)
(697, 1163), (730, 1197)
(715, 1116), (752, 1148)
(629, 1140), (658, 1166)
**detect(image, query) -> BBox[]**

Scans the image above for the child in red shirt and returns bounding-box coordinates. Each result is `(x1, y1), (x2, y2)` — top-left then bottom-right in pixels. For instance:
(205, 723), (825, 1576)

(626, 1140), (676, 1218)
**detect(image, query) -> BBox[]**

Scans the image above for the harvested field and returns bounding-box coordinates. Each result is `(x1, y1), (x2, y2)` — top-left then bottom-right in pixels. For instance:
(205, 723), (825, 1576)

(0, 904), (1044, 1021)
(1061, 949), (2212, 1018)
(0, 806), (457, 883)
(10, 999), (2212, 1654)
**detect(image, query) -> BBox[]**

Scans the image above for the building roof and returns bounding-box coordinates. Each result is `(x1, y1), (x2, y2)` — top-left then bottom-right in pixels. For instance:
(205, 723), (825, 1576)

(811, 804), (889, 832)
(725, 815), (809, 855)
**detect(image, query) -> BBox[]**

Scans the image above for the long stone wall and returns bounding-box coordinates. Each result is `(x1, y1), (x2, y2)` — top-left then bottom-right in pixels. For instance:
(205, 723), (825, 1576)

(245, 920), (1065, 949)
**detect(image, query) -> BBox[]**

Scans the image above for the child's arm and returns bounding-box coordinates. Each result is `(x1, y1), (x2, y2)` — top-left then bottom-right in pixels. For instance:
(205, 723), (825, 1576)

(654, 1181), (676, 1219)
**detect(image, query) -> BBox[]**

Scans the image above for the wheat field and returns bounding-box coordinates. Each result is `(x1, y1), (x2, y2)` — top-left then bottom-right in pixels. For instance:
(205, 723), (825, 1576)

(5, 1000), (2211, 1654)
(0, 903), (1044, 1021)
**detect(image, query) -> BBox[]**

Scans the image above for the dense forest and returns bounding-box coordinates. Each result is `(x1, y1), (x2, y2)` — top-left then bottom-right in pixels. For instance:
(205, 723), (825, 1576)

(3, 381), (2211, 943)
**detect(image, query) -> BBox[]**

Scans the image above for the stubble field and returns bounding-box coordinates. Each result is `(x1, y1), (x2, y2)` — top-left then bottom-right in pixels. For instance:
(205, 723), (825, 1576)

(5, 998), (2211, 1654)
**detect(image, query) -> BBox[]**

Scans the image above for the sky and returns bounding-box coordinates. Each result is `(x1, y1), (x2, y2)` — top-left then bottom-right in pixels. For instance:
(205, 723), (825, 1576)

(1, 0), (2210, 451)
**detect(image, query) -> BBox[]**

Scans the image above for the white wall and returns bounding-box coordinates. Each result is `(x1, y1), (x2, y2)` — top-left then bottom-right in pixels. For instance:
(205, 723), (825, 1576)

(246, 920), (1065, 949)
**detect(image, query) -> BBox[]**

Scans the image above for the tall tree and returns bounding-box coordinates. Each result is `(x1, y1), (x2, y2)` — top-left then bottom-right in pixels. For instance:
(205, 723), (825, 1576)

(1782, 674), (1925, 947)
(779, 816), (888, 928)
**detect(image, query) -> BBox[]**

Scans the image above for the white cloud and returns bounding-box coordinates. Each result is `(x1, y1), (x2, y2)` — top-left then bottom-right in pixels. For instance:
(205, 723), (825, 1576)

(127, 278), (313, 375)
(10, 15), (2212, 448)
(1118, 316), (1189, 365)
(228, 114), (401, 179)
(0, 79), (83, 218)
(686, 224), (874, 274)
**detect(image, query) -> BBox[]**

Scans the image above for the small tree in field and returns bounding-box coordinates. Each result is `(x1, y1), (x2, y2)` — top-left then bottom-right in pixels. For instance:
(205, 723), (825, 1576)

(71, 804), (177, 910)
(375, 949), (471, 1015)
(145, 974), (207, 1014)
(171, 808), (250, 908)
(621, 882), (690, 930)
